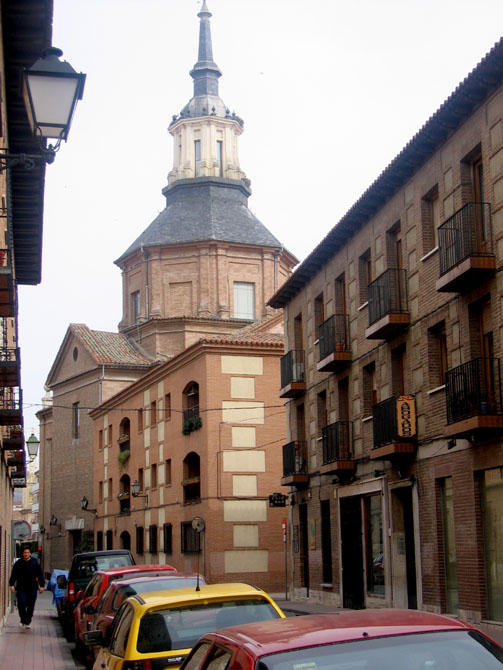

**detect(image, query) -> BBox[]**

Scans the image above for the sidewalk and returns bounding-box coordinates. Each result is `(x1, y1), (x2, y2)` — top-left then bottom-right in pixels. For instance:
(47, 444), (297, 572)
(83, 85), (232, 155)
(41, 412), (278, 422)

(0, 590), (79, 670)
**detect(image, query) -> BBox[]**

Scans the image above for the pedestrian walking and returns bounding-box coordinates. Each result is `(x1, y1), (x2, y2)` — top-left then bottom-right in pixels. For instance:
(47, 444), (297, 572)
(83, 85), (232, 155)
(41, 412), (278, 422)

(9, 547), (45, 629)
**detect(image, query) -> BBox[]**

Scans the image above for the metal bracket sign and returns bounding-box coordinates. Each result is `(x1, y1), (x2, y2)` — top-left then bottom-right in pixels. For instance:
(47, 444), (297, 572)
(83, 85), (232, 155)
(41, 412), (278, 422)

(269, 492), (287, 507)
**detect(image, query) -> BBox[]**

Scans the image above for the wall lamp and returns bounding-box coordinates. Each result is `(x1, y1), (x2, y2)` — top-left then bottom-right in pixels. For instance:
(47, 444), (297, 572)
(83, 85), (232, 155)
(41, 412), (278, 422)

(81, 495), (97, 515)
(131, 480), (148, 507)
(0, 47), (86, 172)
(49, 515), (57, 526)
(26, 433), (40, 462)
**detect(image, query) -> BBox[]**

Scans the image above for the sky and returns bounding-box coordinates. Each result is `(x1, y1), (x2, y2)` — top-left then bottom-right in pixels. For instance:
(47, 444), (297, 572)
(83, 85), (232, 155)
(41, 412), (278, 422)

(18, 0), (503, 436)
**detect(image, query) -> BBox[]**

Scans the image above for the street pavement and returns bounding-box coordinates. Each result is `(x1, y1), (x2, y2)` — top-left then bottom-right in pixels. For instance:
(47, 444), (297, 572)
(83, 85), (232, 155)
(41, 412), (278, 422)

(2, 589), (503, 669)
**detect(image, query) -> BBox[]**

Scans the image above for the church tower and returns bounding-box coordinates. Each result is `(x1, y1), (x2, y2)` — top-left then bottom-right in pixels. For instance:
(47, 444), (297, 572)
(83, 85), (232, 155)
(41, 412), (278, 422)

(115, 2), (296, 360)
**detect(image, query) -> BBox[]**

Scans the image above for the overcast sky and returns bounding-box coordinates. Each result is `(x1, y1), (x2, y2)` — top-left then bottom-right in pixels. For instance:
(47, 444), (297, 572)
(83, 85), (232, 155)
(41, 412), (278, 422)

(18, 0), (503, 436)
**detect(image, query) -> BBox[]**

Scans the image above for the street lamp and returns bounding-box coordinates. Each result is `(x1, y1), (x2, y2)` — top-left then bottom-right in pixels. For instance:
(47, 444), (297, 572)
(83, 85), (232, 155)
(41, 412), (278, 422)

(131, 480), (148, 507)
(81, 495), (97, 515)
(26, 433), (40, 462)
(0, 47), (85, 171)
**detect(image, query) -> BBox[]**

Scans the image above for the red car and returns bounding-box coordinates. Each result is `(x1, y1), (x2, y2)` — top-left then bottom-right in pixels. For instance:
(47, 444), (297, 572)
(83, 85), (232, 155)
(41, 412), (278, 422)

(87, 573), (208, 660)
(73, 563), (176, 652)
(180, 609), (503, 670)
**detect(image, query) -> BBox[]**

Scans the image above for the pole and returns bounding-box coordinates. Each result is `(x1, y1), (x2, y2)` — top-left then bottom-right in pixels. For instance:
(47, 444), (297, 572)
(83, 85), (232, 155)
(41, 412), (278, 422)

(282, 517), (288, 601)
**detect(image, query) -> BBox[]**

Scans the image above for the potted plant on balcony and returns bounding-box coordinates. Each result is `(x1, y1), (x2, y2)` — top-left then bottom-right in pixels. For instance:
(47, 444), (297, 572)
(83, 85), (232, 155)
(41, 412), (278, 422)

(182, 415), (203, 435)
(117, 449), (130, 471)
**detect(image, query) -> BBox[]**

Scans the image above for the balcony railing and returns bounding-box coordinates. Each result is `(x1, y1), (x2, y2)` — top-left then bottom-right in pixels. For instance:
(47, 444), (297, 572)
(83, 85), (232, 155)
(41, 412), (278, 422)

(282, 440), (308, 477)
(438, 202), (492, 276)
(319, 315), (350, 359)
(183, 406), (199, 421)
(445, 358), (503, 425)
(280, 349), (305, 387)
(322, 421), (353, 463)
(0, 388), (22, 425)
(371, 394), (417, 459)
(368, 268), (408, 327)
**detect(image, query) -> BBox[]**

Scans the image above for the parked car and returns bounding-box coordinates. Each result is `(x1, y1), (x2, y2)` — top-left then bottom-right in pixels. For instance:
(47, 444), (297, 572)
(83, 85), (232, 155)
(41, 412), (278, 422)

(73, 563), (177, 653)
(60, 549), (135, 640)
(87, 573), (208, 661)
(180, 609), (503, 670)
(84, 582), (285, 670)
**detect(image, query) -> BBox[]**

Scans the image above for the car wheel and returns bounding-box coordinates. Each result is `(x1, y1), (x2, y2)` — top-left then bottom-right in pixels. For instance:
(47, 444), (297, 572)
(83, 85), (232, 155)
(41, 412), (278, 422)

(74, 627), (86, 658)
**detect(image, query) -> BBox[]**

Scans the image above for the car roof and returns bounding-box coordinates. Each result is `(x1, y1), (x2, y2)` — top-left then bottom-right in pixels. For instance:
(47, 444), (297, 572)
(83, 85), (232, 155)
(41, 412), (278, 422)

(113, 573), (206, 586)
(198, 610), (474, 655)
(71, 550), (133, 559)
(93, 565), (177, 577)
(129, 583), (272, 610)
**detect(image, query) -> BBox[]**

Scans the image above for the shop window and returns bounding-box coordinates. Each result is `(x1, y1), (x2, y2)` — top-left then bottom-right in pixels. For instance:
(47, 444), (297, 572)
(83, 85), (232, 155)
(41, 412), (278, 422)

(163, 523), (172, 554)
(365, 495), (384, 595)
(439, 477), (458, 614)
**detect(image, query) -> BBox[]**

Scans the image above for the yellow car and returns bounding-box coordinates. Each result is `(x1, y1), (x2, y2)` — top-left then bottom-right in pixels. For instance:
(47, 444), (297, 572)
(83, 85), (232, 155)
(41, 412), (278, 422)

(84, 582), (285, 670)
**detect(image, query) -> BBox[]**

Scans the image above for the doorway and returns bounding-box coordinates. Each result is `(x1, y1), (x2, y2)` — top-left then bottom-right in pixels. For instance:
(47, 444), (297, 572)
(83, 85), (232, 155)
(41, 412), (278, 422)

(340, 496), (364, 609)
(299, 503), (310, 593)
(390, 486), (417, 609)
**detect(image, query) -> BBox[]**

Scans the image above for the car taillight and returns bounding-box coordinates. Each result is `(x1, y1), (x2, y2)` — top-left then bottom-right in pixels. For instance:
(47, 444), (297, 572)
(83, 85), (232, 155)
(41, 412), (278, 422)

(122, 661), (152, 670)
(68, 582), (75, 603)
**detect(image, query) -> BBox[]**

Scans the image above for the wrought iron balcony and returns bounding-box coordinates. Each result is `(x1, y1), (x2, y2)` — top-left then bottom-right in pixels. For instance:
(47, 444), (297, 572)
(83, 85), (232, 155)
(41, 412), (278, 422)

(444, 357), (503, 440)
(0, 347), (20, 387)
(279, 350), (305, 398)
(0, 388), (22, 425)
(366, 268), (409, 340)
(317, 315), (351, 372)
(370, 394), (417, 460)
(436, 202), (495, 293)
(320, 421), (355, 475)
(0, 249), (15, 317)
(281, 440), (309, 488)
(2, 426), (23, 450)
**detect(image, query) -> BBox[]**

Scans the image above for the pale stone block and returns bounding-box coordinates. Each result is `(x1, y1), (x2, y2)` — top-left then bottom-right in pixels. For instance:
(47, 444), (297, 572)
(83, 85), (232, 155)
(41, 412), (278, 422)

(233, 525), (259, 547)
(443, 193), (454, 218)
(418, 415), (425, 436)
(231, 377), (255, 399)
(409, 250), (417, 271)
(103, 448), (108, 465)
(409, 272), (419, 295)
(494, 178), (503, 205)
(488, 92), (503, 125)
(158, 423), (164, 444)
(145, 449), (150, 467)
(444, 167), (453, 193)
(221, 355), (263, 375)
(495, 208), (503, 237)
(381, 383), (390, 400)
(375, 235), (382, 256)
(232, 475), (257, 496)
(103, 415), (108, 428)
(348, 279), (356, 298)
(225, 550), (268, 573)
(144, 427), (151, 449)
(222, 401), (264, 424)
(224, 500), (267, 522)
(159, 487), (164, 506)
(159, 507), (165, 525)
(144, 390), (150, 405)
(405, 183), (414, 205)
(406, 226), (416, 249)
(145, 468), (151, 488)
(349, 260), (355, 279)
(159, 463), (165, 485)
(491, 121), (503, 149)
(232, 426), (256, 448)
(411, 296), (419, 320)
(490, 149), (503, 179)
(406, 205), (415, 228)
(223, 450), (265, 472)
(375, 257), (384, 276)
(157, 381), (164, 398)
(452, 322), (460, 347)
(145, 510), (151, 526)
(413, 368), (423, 390)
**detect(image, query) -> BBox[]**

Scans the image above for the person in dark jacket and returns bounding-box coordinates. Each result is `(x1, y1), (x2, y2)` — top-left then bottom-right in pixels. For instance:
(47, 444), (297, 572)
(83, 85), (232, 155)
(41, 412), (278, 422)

(9, 547), (45, 629)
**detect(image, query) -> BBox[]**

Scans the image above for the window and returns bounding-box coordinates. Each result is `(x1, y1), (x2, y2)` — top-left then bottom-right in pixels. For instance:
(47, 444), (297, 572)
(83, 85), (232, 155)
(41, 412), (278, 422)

(131, 291), (140, 323)
(363, 363), (377, 415)
(98, 481), (103, 504)
(359, 249), (372, 305)
(98, 430), (103, 450)
(422, 185), (440, 252)
(138, 468), (144, 491)
(106, 529), (113, 550)
(163, 523), (173, 554)
(108, 424), (113, 447)
(96, 531), (103, 551)
(151, 464), (158, 489)
(321, 499), (332, 584)
(138, 408), (143, 432)
(109, 604), (134, 658)
(195, 139), (201, 177)
(233, 282), (255, 320)
(149, 525), (158, 554)
(164, 393), (171, 420)
(365, 495), (384, 595)
(72, 402), (80, 439)
(217, 140), (223, 177)
(150, 400), (157, 426)
(429, 322), (447, 387)
(314, 293), (324, 338)
(181, 521), (201, 553)
(317, 390), (327, 438)
(294, 313), (303, 350)
(165, 459), (172, 486)
(136, 526), (144, 554)
(439, 477), (458, 614)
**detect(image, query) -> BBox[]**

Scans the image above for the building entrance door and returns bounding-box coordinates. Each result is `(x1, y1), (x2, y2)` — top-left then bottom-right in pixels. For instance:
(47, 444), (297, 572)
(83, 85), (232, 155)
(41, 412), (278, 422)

(299, 503), (309, 594)
(340, 496), (364, 609)
(391, 486), (417, 609)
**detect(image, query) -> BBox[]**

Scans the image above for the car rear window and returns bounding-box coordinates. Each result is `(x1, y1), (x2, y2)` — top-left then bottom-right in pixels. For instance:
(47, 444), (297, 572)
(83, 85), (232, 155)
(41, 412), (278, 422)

(137, 599), (280, 654)
(112, 578), (205, 611)
(258, 630), (503, 670)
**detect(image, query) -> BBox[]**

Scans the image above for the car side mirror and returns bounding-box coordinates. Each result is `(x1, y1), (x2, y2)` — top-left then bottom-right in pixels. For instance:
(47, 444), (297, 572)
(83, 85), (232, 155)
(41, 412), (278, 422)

(84, 604), (95, 615)
(83, 630), (105, 647)
(57, 576), (67, 588)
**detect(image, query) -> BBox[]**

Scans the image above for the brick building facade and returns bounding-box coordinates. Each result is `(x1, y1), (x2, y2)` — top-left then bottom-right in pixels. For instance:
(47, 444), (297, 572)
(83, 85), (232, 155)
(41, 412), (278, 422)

(270, 39), (503, 631)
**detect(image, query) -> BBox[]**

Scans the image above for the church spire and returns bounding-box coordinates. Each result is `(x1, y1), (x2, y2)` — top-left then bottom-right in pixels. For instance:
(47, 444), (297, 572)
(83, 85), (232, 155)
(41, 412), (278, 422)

(190, 1), (222, 98)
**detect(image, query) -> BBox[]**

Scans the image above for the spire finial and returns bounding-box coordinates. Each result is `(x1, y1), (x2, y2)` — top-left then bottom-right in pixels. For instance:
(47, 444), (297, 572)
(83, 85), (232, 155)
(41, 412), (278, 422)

(190, 0), (221, 97)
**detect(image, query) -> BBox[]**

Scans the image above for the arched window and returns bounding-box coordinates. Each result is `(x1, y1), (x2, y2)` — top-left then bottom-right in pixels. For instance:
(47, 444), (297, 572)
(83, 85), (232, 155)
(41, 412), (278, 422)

(182, 382), (202, 435)
(182, 452), (200, 504)
(118, 417), (130, 452)
(119, 474), (131, 514)
(120, 531), (131, 550)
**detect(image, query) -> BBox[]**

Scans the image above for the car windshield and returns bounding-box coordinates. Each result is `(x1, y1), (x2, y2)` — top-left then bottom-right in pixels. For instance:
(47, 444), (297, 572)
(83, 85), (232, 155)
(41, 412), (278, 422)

(111, 578), (203, 611)
(137, 599), (280, 654)
(256, 630), (503, 670)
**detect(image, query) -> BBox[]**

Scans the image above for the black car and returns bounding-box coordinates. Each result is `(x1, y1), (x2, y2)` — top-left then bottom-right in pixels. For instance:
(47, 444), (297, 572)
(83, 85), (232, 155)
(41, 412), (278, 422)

(59, 549), (135, 640)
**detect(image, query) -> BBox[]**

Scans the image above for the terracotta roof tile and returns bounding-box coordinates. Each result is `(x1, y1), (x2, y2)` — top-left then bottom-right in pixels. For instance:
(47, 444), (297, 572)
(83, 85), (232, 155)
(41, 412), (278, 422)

(70, 324), (154, 366)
